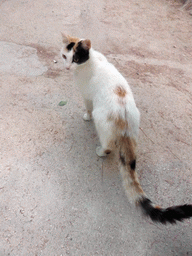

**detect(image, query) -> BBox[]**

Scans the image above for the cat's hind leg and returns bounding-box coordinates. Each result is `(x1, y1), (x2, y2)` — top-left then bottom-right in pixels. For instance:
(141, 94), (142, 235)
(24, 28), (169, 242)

(96, 146), (112, 157)
(83, 99), (93, 121)
(94, 115), (116, 157)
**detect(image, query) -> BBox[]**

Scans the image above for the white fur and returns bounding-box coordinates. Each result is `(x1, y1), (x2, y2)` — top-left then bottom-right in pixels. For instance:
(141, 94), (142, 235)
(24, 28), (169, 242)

(60, 47), (77, 71)
(61, 46), (140, 156)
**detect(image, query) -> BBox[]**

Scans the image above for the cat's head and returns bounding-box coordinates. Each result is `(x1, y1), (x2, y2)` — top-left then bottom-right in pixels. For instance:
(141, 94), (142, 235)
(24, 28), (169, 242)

(61, 33), (91, 70)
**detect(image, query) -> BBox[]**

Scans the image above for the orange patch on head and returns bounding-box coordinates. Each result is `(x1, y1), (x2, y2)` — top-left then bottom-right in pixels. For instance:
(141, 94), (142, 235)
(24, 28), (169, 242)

(67, 35), (80, 44)
(155, 205), (162, 209)
(73, 42), (79, 52)
(114, 85), (127, 98)
(61, 33), (80, 45)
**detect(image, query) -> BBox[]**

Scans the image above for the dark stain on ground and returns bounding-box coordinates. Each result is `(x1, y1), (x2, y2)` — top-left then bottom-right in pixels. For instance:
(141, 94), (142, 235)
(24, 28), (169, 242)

(121, 60), (185, 86)
(29, 44), (62, 78)
(45, 68), (63, 79)
(30, 44), (57, 62)
(125, 61), (184, 79)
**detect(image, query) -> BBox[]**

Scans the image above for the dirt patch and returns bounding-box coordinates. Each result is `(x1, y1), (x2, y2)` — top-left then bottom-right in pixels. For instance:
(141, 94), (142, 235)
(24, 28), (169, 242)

(128, 47), (155, 59)
(127, 60), (184, 81)
(30, 44), (57, 62)
(29, 43), (62, 78)
(45, 67), (63, 79)
(0, 41), (47, 76)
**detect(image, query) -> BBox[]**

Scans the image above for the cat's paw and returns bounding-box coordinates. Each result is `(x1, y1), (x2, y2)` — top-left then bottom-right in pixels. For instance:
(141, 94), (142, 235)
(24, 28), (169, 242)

(96, 146), (107, 157)
(83, 113), (92, 121)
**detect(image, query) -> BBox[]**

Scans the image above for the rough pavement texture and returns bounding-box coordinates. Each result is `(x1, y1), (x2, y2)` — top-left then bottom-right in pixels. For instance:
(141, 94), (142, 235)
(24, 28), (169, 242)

(0, 0), (192, 255)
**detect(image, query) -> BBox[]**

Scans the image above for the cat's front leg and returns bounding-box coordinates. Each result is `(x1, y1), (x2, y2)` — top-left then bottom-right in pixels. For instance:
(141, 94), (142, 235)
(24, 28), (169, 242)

(83, 99), (93, 121)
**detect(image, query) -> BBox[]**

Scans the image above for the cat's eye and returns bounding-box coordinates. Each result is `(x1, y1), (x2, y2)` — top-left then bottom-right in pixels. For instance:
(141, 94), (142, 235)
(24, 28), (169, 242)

(73, 58), (79, 63)
(62, 54), (67, 60)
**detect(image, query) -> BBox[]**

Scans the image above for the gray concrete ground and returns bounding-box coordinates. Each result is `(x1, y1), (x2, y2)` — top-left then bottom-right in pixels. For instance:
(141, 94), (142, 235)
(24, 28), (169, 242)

(0, 0), (192, 255)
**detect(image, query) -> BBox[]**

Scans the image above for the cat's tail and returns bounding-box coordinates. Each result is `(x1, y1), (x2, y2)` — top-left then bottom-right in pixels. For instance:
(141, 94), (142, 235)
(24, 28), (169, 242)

(119, 135), (192, 224)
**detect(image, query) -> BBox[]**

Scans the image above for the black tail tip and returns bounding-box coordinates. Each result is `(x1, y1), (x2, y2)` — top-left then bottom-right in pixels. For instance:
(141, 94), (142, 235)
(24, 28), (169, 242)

(138, 197), (192, 225)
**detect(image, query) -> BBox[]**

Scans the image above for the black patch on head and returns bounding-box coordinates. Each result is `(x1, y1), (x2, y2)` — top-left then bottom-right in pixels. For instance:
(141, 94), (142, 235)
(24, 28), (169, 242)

(119, 152), (126, 166)
(130, 159), (136, 170)
(66, 42), (75, 51)
(72, 41), (89, 65)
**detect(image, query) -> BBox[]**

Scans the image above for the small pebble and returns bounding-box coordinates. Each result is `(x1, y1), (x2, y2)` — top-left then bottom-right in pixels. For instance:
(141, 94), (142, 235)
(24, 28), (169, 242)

(53, 60), (57, 63)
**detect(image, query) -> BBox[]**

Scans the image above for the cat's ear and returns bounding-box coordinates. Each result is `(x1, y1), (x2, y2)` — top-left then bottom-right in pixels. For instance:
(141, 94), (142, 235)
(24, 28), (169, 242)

(81, 39), (91, 50)
(61, 33), (69, 44)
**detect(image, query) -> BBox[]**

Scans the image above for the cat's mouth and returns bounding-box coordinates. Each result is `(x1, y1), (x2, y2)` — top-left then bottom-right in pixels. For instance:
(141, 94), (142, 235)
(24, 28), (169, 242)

(65, 63), (77, 71)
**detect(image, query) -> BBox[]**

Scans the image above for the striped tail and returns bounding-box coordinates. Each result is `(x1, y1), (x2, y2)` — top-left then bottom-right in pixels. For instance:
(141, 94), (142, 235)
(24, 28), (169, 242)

(119, 135), (192, 224)
(138, 197), (192, 224)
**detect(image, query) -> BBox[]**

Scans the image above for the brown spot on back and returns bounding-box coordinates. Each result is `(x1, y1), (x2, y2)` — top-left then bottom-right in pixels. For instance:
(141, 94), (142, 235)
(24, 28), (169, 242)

(108, 113), (128, 130)
(116, 117), (128, 130)
(114, 85), (127, 98)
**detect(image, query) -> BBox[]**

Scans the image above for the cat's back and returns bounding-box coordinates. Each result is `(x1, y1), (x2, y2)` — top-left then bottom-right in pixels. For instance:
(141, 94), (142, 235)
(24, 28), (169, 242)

(91, 50), (128, 89)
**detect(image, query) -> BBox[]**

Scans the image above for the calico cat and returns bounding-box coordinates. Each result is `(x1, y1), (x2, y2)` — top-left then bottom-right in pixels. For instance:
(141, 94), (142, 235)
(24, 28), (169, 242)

(61, 33), (192, 224)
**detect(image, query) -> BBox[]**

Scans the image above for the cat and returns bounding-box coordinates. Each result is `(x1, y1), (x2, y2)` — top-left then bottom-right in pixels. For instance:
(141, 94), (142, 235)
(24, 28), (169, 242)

(60, 33), (192, 224)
